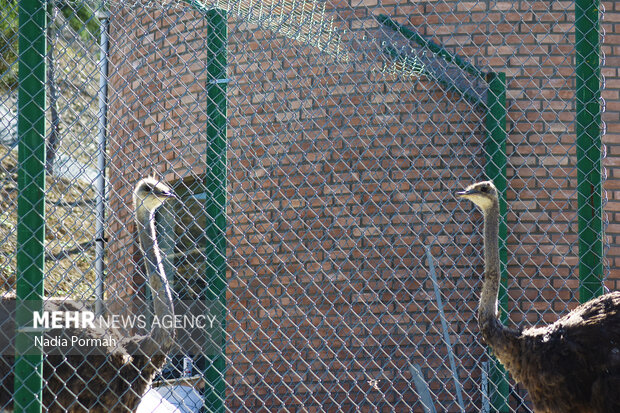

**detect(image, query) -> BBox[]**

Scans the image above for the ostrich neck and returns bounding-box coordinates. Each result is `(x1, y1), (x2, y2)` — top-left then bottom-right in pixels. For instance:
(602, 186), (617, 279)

(478, 201), (523, 373)
(480, 204), (500, 326)
(136, 206), (175, 353)
(477, 200), (515, 354)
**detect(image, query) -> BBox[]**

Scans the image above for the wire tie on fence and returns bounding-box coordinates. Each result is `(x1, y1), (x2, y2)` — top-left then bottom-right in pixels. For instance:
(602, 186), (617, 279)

(209, 78), (231, 85)
(17, 327), (49, 333)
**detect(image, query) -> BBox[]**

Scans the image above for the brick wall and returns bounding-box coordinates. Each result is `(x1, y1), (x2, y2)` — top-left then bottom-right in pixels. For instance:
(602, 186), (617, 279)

(107, 1), (619, 411)
(107, 7), (212, 304)
(603, 1), (620, 291)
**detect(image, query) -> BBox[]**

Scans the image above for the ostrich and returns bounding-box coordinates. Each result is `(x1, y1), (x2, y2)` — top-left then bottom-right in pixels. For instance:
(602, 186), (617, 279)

(0, 177), (177, 412)
(457, 181), (620, 413)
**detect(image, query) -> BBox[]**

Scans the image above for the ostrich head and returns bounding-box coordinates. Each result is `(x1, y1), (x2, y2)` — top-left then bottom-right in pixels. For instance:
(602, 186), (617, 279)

(456, 181), (498, 211)
(133, 177), (176, 212)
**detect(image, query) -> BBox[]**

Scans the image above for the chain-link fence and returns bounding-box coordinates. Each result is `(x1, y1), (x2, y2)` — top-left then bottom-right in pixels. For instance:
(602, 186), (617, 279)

(0, 0), (617, 411)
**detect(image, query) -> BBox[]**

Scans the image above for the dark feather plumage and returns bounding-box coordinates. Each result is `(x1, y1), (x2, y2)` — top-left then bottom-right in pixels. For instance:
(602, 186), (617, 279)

(459, 181), (620, 413)
(0, 178), (176, 412)
(494, 292), (620, 413)
(0, 296), (167, 412)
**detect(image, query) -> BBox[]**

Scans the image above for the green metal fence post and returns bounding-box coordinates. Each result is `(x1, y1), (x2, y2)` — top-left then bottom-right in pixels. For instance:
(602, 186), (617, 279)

(204, 8), (228, 412)
(485, 71), (510, 412)
(14, 0), (46, 411)
(575, 0), (603, 303)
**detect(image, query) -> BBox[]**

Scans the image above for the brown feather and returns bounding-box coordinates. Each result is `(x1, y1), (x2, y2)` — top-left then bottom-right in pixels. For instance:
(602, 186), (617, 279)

(508, 292), (620, 413)
(0, 179), (175, 411)
(459, 181), (620, 413)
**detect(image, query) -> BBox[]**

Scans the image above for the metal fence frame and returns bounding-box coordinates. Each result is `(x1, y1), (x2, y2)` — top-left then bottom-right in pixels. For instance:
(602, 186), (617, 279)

(2, 0), (609, 411)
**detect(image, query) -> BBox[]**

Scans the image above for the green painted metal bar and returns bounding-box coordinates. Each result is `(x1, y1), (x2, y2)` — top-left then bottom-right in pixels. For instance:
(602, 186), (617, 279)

(484, 71), (509, 412)
(14, 0), (47, 411)
(204, 8), (228, 412)
(376, 14), (485, 80)
(575, 0), (604, 303)
(381, 44), (485, 107)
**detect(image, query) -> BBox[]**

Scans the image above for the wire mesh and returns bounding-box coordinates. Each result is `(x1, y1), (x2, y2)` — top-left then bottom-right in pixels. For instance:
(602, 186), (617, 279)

(0, 0), (617, 412)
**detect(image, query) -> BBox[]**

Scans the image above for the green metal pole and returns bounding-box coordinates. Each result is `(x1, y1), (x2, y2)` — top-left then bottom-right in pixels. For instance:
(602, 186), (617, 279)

(485, 71), (509, 412)
(15, 0), (46, 411)
(204, 8), (227, 412)
(575, 0), (603, 303)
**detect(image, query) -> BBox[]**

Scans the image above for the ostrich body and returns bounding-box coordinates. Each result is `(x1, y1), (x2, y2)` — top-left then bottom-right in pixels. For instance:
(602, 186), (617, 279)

(458, 181), (620, 413)
(0, 178), (176, 412)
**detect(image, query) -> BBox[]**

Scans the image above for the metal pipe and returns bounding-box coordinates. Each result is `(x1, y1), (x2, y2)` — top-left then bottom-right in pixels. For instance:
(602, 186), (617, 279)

(485, 71), (510, 412)
(15, 0), (46, 410)
(203, 8), (228, 412)
(425, 247), (465, 413)
(409, 362), (436, 413)
(575, 0), (603, 302)
(94, 9), (110, 316)
(481, 361), (490, 413)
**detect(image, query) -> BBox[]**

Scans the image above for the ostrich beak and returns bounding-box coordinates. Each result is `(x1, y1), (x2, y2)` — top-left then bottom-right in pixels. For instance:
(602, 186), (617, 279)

(163, 191), (177, 201)
(155, 188), (177, 203)
(456, 188), (477, 198)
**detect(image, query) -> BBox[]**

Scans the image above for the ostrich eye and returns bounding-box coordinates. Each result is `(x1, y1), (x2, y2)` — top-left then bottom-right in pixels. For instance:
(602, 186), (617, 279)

(480, 186), (488, 193)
